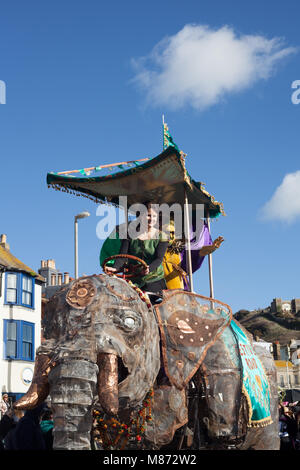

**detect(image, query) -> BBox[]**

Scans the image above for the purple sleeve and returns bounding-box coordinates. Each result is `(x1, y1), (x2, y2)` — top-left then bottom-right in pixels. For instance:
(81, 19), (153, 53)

(180, 221), (212, 273)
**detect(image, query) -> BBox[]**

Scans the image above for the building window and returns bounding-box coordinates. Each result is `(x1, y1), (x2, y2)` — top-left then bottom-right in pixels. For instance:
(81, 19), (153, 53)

(22, 323), (33, 360)
(6, 273), (18, 303)
(3, 320), (35, 361)
(280, 347), (289, 361)
(5, 272), (35, 308)
(280, 376), (285, 387)
(6, 321), (17, 358)
(22, 276), (33, 307)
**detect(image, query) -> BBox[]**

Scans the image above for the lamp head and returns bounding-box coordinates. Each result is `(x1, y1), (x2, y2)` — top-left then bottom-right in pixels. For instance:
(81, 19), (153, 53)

(75, 211), (90, 221)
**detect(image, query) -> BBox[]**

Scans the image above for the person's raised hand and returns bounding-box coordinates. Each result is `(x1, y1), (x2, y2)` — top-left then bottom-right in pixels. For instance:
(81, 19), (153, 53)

(104, 266), (117, 274)
(199, 236), (224, 256)
(212, 236), (224, 249)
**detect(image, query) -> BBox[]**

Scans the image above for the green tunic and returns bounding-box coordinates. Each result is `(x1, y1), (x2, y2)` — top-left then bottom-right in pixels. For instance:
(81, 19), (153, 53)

(100, 232), (165, 288)
(128, 237), (165, 288)
(99, 228), (122, 268)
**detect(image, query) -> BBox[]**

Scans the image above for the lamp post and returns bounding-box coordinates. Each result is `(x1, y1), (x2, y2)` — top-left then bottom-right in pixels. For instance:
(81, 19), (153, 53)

(74, 211), (90, 279)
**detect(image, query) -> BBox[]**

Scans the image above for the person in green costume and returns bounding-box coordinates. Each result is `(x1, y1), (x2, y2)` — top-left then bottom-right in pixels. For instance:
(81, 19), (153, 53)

(99, 223), (124, 269)
(101, 204), (169, 295)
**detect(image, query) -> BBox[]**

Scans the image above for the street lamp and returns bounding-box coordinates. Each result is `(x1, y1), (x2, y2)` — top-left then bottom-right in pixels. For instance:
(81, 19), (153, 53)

(74, 211), (90, 279)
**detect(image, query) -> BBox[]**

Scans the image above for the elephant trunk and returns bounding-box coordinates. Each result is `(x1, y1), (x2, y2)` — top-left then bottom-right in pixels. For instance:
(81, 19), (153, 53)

(48, 359), (98, 450)
(97, 352), (119, 415)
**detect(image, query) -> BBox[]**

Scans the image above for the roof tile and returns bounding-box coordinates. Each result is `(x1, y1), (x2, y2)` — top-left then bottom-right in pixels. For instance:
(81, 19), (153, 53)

(0, 246), (45, 282)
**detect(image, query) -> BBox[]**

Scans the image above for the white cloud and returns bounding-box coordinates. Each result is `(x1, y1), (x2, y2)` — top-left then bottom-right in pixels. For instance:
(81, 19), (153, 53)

(131, 24), (296, 110)
(260, 171), (300, 223)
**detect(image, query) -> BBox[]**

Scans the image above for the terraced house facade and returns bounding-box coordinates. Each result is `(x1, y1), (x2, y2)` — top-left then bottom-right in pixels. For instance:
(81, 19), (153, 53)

(0, 234), (44, 403)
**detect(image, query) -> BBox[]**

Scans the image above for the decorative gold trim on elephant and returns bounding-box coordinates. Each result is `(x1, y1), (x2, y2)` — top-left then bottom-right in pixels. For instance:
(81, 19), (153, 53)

(66, 278), (96, 309)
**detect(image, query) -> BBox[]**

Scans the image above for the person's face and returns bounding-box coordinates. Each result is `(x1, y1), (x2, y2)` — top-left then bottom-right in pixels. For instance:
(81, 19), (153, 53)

(147, 207), (158, 228)
(169, 227), (175, 241)
(3, 395), (8, 402)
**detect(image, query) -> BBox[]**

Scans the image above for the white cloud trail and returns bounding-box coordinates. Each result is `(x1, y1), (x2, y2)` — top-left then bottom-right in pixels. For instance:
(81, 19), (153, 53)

(131, 24), (296, 110)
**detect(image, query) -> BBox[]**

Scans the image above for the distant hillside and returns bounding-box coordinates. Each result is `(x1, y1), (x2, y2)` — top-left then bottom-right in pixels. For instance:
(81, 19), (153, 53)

(234, 309), (300, 344)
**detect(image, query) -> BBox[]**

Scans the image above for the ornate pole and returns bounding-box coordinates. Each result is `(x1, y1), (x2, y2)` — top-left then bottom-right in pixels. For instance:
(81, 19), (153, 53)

(206, 215), (215, 310)
(184, 189), (194, 292)
(74, 212), (90, 279)
(207, 217), (214, 300)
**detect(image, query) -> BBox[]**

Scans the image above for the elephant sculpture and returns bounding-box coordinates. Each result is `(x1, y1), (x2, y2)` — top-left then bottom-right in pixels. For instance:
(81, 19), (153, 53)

(14, 273), (280, 450)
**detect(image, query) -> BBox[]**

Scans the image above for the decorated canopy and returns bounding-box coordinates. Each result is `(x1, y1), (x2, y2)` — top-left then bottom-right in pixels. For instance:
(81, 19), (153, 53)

(47, 146), (225, 218)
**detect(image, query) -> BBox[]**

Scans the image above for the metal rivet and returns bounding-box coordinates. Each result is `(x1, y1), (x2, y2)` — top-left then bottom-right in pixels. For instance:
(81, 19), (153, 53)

(176, 360), (184, 368)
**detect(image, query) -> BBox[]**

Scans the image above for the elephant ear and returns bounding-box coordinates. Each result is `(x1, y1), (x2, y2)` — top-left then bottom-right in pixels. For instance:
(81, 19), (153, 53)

(155, 290), (232, 390)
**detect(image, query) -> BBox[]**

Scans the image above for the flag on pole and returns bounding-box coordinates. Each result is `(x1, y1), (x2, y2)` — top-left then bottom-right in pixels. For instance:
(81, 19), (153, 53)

(163, 121), (180, 152)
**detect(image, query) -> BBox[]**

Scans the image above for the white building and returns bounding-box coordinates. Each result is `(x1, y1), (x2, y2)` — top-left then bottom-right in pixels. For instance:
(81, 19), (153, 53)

(0, 234), (44, 405)
(273, 340), (300, 390)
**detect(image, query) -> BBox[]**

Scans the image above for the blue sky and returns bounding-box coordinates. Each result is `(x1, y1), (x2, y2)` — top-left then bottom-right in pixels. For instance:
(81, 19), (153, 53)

(1, 0), (300, 313)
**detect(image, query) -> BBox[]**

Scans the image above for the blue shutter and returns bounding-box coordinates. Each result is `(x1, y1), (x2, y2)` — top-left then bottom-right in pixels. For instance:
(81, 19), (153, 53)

(5, 273), (18, 304)
(3, 320), (35, 361)
(3, 320), (17, 359)
(21, 274), (35, 308)
(21, 322), (34, 360)
(5, 273), (35, 308)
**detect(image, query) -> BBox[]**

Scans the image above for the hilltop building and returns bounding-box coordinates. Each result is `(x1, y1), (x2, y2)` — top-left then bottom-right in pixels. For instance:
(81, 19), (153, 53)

(271, 297), (300, 315)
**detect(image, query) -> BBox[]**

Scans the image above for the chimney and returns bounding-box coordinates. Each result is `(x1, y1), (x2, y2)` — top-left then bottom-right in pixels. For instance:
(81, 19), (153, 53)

(0, 234), (10, 251)
(273, 342), (281, 360)
(57, 273), (62, 286)
(51, 273), (56, 286)
(64, 272), (70, 284)
(47, 259), (56, 269)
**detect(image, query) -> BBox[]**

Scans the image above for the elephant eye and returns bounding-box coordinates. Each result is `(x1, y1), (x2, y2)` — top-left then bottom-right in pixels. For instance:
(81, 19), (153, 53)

(109, 307), (142, 334)
(124, 316), (136, 329)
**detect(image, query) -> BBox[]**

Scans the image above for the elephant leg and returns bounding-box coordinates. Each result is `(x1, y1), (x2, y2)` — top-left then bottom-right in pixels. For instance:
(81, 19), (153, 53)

(197, 368), (243, 443)
(13, 354), (53, 410)
(237, 346), (280, 451)
(144, 384), (188, 448)
(48, 359), (98, 450)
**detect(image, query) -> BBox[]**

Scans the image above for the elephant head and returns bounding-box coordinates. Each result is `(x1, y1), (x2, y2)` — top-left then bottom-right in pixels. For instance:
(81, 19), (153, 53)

(37, 274), (160, 449)
(43, 274), (161, 412)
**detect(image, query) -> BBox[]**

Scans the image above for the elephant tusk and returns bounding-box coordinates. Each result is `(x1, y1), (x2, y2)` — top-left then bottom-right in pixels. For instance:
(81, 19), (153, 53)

(97, 352), (119, 415)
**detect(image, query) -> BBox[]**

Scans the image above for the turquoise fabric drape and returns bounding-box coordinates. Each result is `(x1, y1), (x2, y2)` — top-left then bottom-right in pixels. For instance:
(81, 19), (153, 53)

(230, 319), (272, 427)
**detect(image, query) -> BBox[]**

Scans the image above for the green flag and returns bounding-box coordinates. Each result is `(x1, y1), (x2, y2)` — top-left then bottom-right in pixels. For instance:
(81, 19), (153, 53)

(163, 122), (180, 152)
